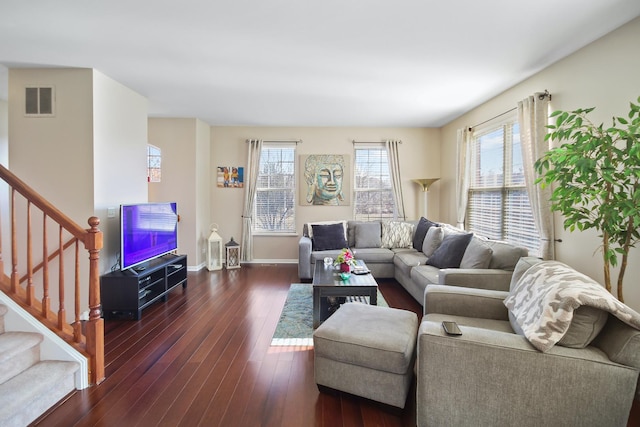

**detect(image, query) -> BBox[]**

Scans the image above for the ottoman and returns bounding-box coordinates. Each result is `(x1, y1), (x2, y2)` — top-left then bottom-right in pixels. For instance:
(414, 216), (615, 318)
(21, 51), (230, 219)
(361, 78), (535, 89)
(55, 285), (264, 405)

(313, 303), (419, 408)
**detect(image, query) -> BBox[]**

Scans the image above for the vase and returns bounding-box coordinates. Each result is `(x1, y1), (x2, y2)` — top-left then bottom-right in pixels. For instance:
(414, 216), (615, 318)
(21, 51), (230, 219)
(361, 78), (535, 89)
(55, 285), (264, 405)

(340, 262), (351, 273)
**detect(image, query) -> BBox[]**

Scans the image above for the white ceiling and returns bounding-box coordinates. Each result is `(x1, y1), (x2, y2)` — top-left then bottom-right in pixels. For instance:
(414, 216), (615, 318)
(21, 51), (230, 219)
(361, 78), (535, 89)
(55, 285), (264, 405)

(1, 0), (640, 127)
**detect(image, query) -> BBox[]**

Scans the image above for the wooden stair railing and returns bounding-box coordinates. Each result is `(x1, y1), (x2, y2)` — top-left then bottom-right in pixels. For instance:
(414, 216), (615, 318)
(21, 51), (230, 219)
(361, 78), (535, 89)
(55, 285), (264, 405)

(0, 164), (104, 385)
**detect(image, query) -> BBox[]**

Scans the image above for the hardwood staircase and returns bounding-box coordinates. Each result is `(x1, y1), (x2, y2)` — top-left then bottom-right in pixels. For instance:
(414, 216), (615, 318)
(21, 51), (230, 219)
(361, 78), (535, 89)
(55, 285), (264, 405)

(0, 164), (105, 423)
(0, 304), (79, 426)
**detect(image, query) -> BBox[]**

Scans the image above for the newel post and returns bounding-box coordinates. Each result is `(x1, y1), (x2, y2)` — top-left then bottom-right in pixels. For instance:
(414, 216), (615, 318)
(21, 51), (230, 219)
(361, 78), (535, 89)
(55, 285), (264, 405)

(84, 216), (105, 384)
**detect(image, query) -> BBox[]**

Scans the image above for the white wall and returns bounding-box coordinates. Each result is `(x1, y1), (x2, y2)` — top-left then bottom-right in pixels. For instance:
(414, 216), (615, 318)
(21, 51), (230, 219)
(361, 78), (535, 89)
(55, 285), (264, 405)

(210, 126), (440, 261)
(93, 70), (148, 273)
(8, 68), (94, 219)
(149, 118), (210, 269)
(195, 119), (211, 267)
(440, 16), (640, 310)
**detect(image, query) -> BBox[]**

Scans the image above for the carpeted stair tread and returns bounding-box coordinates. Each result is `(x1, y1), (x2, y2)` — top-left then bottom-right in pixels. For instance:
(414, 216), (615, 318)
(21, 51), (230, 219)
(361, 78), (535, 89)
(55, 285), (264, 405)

(0, 332), (43, 362)
(0, 332), (43, 384)
(0, 360), (79, 427)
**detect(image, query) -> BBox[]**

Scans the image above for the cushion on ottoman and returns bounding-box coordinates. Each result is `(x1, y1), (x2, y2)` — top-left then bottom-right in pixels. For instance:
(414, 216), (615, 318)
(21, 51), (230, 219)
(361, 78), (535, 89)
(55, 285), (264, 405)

(314, 303), (418, 374)
(313, 303), (419, 408)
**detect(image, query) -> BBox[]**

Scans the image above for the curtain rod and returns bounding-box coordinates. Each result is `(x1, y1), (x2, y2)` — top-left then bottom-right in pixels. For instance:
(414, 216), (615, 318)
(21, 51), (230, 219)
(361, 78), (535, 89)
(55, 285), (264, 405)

(469, 90), (551, 131)
(352, 140), (402, 144)
(469, 107), (517, 131)
(245, 139), (302, 144)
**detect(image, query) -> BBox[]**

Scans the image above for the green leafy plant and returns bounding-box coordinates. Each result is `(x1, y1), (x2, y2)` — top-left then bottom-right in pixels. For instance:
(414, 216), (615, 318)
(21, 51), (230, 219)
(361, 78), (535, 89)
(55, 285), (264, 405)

(334, 248), (356, 267)
(534, 97), (640, 303)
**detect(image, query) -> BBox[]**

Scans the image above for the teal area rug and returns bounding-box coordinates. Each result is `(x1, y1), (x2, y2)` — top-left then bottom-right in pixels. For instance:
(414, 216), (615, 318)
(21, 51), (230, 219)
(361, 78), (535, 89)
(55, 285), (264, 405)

(271, 283), (388, 346)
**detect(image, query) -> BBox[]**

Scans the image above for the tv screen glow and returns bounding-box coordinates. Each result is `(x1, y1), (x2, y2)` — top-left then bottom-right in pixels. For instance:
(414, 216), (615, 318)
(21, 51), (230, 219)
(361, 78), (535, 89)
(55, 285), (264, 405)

(120, 202), (178, 270)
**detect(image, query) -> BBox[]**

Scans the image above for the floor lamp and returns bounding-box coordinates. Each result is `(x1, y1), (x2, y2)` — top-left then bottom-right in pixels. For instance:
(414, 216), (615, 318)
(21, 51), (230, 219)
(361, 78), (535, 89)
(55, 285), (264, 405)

(413, 178), (440, 218)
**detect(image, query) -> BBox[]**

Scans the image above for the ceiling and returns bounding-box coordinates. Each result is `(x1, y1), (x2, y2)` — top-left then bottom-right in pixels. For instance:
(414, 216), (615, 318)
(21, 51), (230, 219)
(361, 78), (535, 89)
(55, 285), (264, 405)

(1, 1), (640, 127)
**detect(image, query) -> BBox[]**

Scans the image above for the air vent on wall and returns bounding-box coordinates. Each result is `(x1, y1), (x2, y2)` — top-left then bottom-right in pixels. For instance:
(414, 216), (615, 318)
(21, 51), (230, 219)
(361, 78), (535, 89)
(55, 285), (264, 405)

(25, 86), (55, 117)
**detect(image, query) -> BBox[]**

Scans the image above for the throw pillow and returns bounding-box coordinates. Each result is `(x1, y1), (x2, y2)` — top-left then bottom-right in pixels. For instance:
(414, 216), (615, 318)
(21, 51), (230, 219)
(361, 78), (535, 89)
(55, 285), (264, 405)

(381, 221), (415, 249)
(425, 232), (473, 269)
(421, 226), (444, 257)
(413, 217), (438, 250)
(488, 240), (525, 271)
(355, 222), (382, 248)
(307, 220), (347, 239)
(459, 235), (493, 269)
(558, 306), (609, 348)
(503, 261), (640, 352)
(312, 223), (348, 251)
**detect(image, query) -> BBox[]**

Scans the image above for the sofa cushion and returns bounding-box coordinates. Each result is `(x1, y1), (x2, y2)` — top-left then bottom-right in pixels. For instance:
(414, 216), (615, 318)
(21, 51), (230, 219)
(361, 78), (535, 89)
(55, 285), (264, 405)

(487, 240), (526, 271)
(351, 248), (395, 263)
(312, 223), (348, 251)
(347, 220), (367, 247)
(394, 250), (427, 278)
(413, 217), (438, 250)
(381, 221), (414, 249)
(504, 261), (640, 352)
(410, 265), (441, 289)
(422, 226), (444, 257)
(355, 222), (382, 248)
(425, 232), (473, 269)
(509, 257), (543, 291)
(460, 235), (493, 269)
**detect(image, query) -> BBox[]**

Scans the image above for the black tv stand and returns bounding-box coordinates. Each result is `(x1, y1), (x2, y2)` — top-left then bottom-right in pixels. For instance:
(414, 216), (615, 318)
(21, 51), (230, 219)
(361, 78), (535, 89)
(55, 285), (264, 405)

(100, 254), (187, 320)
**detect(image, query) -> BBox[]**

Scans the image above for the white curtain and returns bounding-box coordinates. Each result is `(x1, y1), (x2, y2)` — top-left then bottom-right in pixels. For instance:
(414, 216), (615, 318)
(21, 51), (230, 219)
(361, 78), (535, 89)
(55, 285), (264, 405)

(518, 93), (555, 260)
(455, 128), (471, 229)
(240, 139), (263, 262)
(385, 139), (406, 220)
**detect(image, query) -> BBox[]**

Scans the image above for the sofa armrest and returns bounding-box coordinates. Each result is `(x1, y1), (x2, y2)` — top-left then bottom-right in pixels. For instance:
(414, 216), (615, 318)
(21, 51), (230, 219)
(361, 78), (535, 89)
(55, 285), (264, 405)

(423, 284), (509, 320)
(416, 321), (638, 427)
(298, 236), (312, 280)
(438, 268), (513, 291)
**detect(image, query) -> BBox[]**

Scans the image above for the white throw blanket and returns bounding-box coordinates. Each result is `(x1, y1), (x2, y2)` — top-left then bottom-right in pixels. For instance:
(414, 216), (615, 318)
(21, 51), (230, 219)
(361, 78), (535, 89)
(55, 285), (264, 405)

(503, 261), (640, 352)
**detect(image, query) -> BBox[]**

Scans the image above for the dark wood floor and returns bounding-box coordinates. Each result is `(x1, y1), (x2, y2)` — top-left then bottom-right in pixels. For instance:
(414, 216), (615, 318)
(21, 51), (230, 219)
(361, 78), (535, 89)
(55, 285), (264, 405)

(34, 264), (422, 427)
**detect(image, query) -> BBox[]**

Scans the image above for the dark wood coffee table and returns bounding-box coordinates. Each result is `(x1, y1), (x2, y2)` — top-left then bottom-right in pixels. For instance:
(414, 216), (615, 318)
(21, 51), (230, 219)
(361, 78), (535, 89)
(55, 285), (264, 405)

(312, 260), (378, 328)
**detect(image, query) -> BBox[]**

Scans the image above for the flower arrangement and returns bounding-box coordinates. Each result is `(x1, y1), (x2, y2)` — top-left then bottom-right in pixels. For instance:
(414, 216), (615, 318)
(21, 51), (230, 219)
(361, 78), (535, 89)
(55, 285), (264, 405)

(334, 248), (356, 267)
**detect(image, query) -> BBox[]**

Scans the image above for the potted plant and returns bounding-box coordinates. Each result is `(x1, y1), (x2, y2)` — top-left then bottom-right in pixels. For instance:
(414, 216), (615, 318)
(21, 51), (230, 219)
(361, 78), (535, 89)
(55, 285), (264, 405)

(334, 248), (356, 273)
(534, 97), (640, 303)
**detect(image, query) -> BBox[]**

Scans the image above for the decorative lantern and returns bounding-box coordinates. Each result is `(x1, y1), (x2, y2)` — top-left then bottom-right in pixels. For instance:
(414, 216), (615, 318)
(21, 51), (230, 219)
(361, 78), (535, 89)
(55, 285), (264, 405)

(207, 223), (223, 271)
(225, 237), (241, 269)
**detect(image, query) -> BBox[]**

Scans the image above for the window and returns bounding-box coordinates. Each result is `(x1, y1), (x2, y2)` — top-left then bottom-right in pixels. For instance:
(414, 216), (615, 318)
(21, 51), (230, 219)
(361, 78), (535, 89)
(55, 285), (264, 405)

(254, 144), (296, 233)
(467, 116), (540, 254)
(354, 146), (395, 221)
(147, 144), (161, 182)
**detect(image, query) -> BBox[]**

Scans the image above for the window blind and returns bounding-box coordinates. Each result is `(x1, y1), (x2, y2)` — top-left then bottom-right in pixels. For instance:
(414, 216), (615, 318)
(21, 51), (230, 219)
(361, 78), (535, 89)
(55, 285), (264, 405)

(467, 114), (541, 255)
(253, 145), (296, 233)
(354, 147), (395, 221)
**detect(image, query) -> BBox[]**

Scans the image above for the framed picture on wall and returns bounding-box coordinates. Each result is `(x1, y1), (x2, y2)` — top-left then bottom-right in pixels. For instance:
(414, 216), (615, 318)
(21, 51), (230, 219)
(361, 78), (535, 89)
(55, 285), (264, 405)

(299, 154), (350, 206)
(217, 166), (244, 188)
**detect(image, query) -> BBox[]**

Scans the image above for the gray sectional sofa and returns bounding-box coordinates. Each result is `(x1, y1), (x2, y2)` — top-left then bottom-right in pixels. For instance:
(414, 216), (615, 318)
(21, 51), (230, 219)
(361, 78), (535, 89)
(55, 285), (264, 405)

(418, 257), (640, 426)
(298, 218), (529, 306)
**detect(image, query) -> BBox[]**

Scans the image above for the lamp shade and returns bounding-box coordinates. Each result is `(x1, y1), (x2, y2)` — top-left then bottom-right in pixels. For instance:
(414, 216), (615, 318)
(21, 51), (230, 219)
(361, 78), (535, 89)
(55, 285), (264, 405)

(413, 178), (440, 218)
(413, 178), (440, 192)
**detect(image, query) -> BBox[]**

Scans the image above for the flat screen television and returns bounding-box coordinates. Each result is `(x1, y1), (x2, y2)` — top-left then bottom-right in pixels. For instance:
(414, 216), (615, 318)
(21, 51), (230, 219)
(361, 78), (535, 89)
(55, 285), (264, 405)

(120, 202), (178, 271)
